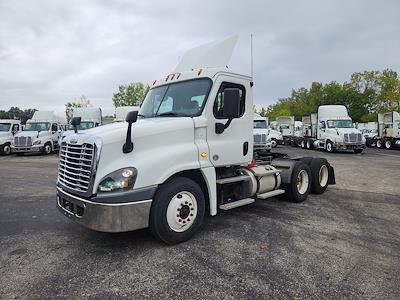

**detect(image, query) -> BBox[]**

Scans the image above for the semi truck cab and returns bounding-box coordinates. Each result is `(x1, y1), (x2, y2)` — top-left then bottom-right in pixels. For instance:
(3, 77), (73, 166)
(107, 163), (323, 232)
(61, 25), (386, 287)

(0, 119), (21, 155)
(56, 37), (335, 244)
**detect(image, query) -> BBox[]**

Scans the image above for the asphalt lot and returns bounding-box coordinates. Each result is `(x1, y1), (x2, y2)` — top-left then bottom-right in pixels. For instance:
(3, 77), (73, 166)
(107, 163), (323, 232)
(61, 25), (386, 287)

(1, 147), (399, 299)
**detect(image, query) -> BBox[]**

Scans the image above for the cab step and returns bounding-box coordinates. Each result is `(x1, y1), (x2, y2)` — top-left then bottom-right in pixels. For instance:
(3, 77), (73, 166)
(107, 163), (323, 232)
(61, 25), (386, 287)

(216, 175), (250, 185)
(256, 189), (285, 199)
(219, 198), (255, 210)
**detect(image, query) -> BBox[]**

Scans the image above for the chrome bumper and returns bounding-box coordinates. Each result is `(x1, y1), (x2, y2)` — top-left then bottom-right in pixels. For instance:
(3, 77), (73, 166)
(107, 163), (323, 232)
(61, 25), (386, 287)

(11, 145), (42, 153)
(56, 186), (153, 232)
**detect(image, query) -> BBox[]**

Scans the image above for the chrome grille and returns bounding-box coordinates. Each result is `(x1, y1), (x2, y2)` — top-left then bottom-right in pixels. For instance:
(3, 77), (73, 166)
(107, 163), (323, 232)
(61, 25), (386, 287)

(58, 141), (95, 193)
(344, 133), (362, 143)
(14, 136), (32, 147)
(254, 133), (267, 144)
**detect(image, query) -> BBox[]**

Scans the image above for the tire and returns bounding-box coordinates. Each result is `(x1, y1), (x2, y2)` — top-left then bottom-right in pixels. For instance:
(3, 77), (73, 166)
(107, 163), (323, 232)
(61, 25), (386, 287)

(42, 142), (52, 155)
(1, 143), (11, 155)
(353, 149), (363, 154)
(271, 139), (277, 148)
(325, 141), (334, 153)
(282, 162), (311, 203)
(384, 140), (392, 149)
(300, 140), (305, 149)
(376, 139), (382, 149)
(149, 177), (205, 244)
(309, 158), (330, 194)
(306, 140), (312, 150)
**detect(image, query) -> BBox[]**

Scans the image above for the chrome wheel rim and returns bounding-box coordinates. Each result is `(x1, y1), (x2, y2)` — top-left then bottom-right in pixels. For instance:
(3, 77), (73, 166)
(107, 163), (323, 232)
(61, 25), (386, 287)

(376, 140), (381, 148)
(297, 170), (309, 195)
(319, 165), (329, 187)
(385, 141), (391, 148)
(326, 143), (332, 152)
(45, 145), (51, 154)
(166, 191), (198, 232)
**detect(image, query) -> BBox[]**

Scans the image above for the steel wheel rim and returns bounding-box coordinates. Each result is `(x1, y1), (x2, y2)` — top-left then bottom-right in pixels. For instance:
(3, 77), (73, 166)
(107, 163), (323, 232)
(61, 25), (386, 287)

(319, 165), (329, 187)
(385, 141), (391, 148)
(307, 141), (311, 149)
(166, 191), (198, 232)
(45, 145), (51, 154)
(4, 145), (11, 154)
(327, 143), (332, 152)
(271, 140), (277, 147)
(297, 169), (309, 195)
(377, 140), (381, 147)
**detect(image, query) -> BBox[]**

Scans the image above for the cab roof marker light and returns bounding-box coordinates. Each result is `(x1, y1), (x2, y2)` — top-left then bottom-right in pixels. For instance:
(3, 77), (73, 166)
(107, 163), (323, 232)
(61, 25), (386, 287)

(152, 80), (157, 86)
(170, 74), (175, 80)
(176, 73), (181, 79)
(198, 69), (203, 76)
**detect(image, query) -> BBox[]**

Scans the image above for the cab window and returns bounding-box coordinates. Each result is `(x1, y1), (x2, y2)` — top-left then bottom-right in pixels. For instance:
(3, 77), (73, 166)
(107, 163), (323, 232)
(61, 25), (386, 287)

(213, 82), (245, 119)
(51, 123), (58, 132)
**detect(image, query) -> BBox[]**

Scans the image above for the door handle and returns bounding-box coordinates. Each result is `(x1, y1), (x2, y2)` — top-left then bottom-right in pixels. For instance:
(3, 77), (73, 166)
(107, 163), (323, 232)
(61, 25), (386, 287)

(243, 142), (249, 156)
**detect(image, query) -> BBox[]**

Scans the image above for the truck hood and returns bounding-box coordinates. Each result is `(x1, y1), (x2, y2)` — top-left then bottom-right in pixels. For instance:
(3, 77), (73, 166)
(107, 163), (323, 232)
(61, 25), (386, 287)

(66, 117), (197, 192)
(336, 128), (361, 135)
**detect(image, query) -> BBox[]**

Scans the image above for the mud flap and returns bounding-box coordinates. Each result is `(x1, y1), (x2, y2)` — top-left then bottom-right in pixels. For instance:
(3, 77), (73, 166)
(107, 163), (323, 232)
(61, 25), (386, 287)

(328, 164), (336, 185)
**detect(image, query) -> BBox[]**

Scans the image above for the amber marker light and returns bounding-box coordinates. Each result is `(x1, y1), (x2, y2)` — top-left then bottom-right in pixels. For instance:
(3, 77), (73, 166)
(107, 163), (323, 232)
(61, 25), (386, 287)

(201, 151), (207, 158)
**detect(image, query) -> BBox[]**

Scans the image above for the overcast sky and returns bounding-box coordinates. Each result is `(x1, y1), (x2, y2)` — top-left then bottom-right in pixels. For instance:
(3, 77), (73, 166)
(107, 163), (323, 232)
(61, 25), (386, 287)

(0, 0), (399, 116)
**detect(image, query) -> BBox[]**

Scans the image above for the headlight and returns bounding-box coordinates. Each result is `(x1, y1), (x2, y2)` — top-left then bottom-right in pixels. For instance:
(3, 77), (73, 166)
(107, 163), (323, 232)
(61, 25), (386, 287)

(97, 167), (137, 193)
(33, 140), (41, 145)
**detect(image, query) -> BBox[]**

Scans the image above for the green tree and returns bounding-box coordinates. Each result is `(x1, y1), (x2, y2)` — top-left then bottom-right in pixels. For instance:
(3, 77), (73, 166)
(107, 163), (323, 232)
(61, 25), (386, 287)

(112, 82), (150, 107)
(65, 95), (91, 123)
(0, 107), (37, 123)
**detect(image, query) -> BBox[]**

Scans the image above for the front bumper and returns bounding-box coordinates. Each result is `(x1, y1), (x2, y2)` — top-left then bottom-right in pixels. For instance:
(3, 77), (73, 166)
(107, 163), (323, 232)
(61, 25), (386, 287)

(56, 186), (154, 232)
(11, 145), (42, 153)
(333, 142), (365, 150)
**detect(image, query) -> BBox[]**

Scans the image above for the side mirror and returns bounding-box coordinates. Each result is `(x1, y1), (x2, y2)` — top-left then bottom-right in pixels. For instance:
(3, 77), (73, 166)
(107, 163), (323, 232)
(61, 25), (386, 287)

(71, 117), (81, 133)
(215, 88), (241, 134)
(221, 88), (241, 119)
(123, 111), (138, 153)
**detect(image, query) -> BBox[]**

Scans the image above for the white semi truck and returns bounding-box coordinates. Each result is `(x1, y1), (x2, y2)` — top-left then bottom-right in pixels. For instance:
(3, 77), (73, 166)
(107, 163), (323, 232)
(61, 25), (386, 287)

(0, 119), (22, 155)
(253, 114), (272, 152)
(297, 105), (365, 153)
(374, 112), (400, 149)
(12, 111), (64, 155)
(62, 107), (103, 141)
(56, 37), (335, 244)
(253, 114), (283, 148)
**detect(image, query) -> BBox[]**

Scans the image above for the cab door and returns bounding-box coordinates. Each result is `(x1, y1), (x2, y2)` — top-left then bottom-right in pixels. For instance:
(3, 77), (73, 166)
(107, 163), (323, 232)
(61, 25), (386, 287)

(204, 75), (253, 167)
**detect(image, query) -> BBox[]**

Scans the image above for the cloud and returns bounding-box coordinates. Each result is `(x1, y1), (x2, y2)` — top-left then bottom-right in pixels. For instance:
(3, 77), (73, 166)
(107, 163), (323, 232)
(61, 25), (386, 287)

(0, 0), (399, 116)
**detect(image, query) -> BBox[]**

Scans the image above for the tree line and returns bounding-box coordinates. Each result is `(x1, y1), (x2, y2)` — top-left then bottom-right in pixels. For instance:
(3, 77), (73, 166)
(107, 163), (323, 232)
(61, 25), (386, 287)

(0, 107), (37, 124)
(257, 69), (400, 123)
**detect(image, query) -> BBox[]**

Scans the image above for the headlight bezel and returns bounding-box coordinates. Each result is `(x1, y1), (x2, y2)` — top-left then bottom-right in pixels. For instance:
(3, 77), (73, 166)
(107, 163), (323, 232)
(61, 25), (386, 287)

(97, 167), (137, 194)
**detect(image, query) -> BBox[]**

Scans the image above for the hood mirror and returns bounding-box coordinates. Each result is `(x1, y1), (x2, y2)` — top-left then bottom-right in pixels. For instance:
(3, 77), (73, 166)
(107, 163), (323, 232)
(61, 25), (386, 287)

(123, 111), (138, 154)
(71, 117), (81, 134)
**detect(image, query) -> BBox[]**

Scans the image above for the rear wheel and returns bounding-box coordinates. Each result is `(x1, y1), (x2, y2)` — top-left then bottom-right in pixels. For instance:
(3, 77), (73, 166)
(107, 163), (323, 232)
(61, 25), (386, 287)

(150, 177), (205, 244)
(282, 162), (311, 203)
(309, 158), (330, 194)
(300, 140), (305, 148)
(385, 140), (392, 149)
(306, 140), (312, 150)
(376, 139), (382, 148)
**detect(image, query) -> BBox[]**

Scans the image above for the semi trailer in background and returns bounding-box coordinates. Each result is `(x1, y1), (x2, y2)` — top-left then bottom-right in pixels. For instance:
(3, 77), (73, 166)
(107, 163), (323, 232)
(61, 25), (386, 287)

(373, 112), (400, 149)
(56, 36), (335, 244)
(297, 105), (365, 153)
(0, 119), (22, 155)
(12, 111), (64, 155)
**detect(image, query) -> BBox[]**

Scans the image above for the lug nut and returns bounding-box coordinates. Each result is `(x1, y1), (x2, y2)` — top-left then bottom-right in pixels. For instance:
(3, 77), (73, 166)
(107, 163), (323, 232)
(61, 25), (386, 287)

(190, 214), (193, 216)
(178, 219), (182, 222)
(185, 201), (188, 204)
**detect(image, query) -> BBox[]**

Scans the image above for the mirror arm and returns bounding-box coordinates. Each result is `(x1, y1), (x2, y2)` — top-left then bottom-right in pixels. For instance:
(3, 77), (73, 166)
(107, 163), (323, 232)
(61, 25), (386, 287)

(215, 118), (233, 134)
(123, 123), (134, 153)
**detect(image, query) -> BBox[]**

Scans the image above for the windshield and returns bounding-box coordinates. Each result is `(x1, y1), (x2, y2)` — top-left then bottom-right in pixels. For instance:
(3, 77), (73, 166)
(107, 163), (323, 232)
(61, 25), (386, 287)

(327, 120), (353, 128)
(67, 121), (94, 131)
(280, 124), (290, 129)
(25, 122), (50, 131)
(139, 79), (212, 118)
(0, 123), (11, 132)
(253, 120), (267, 129)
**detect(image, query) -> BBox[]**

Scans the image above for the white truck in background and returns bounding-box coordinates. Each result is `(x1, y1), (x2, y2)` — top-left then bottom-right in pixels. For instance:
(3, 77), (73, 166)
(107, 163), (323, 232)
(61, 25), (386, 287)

(62, 107), (102, 140)
(253, 114), (283, 148)
(0, 119), (22, 155)
(115, 106), (140, 122)
(12, 111), (64, 155)
(297, 105), (365, 153)
(358, 122), (378, 147)
(374, 112), (400, 149)
(276, 116), (294, 144)
(56, 36), (335, 244)
(253, 114), (272, 152)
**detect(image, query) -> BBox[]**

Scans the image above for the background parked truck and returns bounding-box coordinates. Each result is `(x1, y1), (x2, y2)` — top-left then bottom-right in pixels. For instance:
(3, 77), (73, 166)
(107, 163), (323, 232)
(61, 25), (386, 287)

(374, 112), (400, 149)
(297, 105), (365, 153)
(0, 119), (22, 155)
(12, 111), (64, 155)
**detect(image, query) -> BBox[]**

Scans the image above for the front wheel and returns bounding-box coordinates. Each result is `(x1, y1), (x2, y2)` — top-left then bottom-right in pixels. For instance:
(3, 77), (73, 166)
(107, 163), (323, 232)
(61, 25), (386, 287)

(282, 162), (311, 203)
(271, 139), (277, 148)
(1, 143), (11, 155)
(42, 142), (52, 155)
(149, 177), (205, 244)
(325, 141), (334, 153)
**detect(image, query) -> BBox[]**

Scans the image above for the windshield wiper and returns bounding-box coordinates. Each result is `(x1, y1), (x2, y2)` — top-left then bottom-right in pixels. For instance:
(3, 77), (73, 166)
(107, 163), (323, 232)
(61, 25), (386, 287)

(156, 112), (191, 117)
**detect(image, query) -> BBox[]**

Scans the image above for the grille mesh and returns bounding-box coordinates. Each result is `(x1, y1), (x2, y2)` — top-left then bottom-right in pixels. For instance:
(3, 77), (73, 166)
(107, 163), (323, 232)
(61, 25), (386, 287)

(344, 133), (362, 143)
(14, 136), (32, 147)
(254, 133), (267, 144)
(58, 141), (94, 193)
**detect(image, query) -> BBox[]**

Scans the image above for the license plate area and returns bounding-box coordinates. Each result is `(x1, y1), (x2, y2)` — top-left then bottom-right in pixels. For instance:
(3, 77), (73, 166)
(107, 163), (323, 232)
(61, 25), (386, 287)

(58, 193), (85, 217)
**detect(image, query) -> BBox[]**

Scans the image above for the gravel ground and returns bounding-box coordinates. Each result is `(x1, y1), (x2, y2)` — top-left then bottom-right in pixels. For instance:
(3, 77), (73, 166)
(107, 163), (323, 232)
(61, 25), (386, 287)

(0, 147), (399, 299)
